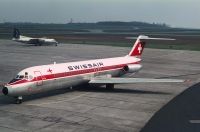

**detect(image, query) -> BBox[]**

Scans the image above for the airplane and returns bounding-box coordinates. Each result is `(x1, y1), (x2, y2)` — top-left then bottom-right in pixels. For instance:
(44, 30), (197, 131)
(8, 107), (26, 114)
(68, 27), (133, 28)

(2, 35), (184, 104)
(12, 28), (58, 46)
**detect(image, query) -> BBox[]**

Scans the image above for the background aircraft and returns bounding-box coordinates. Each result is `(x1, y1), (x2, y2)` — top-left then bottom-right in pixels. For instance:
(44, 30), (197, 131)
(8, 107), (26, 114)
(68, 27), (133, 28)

(2, 35), (184, 104)
(12, 28), (58, 46)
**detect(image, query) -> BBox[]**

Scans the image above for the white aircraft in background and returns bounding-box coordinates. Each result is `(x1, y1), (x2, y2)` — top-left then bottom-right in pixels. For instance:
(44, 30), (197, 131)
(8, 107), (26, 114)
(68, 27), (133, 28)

(2, 35), (184, 104)
(12, 28), (58, 46)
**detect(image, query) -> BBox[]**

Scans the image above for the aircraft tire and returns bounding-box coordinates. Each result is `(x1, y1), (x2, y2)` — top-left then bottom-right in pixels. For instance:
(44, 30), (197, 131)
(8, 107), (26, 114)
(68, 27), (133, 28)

(16, 99), (22, 104)
(15, 96), (23, 104)
(106, 84), (114, 90)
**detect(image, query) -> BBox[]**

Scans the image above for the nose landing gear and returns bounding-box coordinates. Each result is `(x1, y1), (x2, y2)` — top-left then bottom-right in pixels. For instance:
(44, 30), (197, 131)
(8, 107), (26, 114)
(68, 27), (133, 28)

(15, 96), (23, 104)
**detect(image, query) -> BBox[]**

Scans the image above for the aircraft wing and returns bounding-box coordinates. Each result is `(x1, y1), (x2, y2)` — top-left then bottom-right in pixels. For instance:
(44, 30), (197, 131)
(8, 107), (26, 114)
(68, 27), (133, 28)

(89, 77), (184, 84)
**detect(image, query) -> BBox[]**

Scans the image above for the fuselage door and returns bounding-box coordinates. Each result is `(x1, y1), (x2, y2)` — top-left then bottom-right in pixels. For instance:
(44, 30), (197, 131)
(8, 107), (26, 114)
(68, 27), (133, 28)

(34, 71), (43, 86)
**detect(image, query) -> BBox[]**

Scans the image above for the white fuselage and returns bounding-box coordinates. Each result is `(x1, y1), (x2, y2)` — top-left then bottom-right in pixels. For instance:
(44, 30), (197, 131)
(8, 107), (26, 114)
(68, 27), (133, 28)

(4, 56), (141, 96)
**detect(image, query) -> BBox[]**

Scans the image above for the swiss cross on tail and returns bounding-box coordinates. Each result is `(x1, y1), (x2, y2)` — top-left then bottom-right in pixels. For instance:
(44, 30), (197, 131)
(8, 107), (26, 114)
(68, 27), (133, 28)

(129, 40), (145, 56)
(138, 44), (142, 53)
(127, 35), (175, 57)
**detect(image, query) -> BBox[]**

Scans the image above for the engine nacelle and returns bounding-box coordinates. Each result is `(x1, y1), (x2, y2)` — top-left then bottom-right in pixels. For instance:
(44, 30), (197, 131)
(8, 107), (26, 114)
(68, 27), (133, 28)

(123, 64), (142, 73)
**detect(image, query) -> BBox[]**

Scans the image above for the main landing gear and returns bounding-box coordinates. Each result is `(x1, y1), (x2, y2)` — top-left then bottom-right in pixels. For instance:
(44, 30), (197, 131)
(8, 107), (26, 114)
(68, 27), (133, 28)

(15, 96), (23, 104)
(106, 84), (114, 90)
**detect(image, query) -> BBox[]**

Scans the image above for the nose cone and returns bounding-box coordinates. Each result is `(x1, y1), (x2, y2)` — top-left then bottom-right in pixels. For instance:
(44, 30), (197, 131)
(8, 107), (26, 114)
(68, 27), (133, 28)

(2, 87), (8, 95)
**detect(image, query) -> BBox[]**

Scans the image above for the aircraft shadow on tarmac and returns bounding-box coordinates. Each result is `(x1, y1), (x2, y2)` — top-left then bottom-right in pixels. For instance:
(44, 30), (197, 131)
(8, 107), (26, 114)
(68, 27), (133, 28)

(0, 85), (170, 105)
(140, 82), (200, 132)
(21, 42), (59, 47)
(74, 85), (171, 95)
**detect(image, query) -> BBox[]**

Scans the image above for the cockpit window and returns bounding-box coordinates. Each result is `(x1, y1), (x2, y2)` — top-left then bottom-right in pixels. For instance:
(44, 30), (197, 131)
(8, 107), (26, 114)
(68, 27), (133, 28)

(19, 75), (24, 79)
(8, 73), (33, 84)
(9, 75), (24, 84)
(15, 75), (24, 79)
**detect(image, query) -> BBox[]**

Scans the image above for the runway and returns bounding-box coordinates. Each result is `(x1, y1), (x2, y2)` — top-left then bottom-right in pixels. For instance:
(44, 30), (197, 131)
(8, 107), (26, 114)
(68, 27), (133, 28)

(0, 40), (199, 132)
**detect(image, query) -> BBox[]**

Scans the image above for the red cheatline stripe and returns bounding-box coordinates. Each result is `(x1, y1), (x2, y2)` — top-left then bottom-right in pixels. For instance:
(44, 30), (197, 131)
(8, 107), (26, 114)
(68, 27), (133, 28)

(9, 62), (140, 86)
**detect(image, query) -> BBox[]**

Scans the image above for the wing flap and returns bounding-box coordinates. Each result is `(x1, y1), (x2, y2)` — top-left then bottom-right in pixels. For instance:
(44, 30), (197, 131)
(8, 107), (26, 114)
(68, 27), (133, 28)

(89, 77), (184, 84)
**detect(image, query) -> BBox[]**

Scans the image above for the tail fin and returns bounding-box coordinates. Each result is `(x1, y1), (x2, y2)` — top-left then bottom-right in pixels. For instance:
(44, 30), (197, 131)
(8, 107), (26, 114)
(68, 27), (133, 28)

(128, 35), (175, 57)
(13, 28), (20, 39)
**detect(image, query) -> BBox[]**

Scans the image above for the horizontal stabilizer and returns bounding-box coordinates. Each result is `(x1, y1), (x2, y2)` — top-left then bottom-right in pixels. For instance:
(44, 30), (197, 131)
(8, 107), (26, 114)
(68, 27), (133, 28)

(89, 77), (184, 84)
(126, 35), (175, 40)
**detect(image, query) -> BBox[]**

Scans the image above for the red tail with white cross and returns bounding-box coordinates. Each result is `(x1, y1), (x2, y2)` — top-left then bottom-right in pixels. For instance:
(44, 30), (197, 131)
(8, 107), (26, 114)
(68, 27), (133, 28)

(128, 35), (175, 57)
(128, 36), (146, 57)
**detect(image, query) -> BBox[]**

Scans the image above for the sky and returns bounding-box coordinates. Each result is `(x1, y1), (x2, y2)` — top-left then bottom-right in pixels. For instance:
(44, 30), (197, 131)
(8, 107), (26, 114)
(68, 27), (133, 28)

(0, 0), (199, 28)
